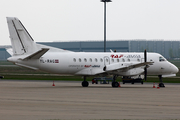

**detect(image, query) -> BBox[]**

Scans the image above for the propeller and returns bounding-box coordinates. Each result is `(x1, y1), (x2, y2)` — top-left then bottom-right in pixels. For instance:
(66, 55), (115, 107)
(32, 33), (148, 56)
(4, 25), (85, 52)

(144, 49), (147, 81)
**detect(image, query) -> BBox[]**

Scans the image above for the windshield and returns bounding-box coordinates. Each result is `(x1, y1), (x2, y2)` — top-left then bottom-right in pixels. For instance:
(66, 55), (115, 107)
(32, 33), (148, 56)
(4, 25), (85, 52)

(159, 56), (166, 62)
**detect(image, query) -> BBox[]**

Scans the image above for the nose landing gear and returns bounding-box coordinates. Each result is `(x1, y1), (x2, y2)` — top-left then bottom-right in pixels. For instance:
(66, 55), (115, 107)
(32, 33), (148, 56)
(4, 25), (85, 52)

(158, 75), (165, 87)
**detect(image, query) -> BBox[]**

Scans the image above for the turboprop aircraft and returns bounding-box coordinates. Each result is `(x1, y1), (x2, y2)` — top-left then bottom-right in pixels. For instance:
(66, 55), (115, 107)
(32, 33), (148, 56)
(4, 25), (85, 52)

(6, 17), (179, 87)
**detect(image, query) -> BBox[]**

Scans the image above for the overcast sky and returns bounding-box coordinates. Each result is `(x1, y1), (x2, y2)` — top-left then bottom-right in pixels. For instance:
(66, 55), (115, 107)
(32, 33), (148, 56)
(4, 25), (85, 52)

(1, 0), (180, 45)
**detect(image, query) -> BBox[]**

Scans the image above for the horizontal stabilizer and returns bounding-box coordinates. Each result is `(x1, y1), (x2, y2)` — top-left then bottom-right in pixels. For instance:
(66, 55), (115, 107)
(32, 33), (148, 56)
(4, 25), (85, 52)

(6, 48), (13, 56)
(22, 48), (49, 60)
(15, 63), (38, 70)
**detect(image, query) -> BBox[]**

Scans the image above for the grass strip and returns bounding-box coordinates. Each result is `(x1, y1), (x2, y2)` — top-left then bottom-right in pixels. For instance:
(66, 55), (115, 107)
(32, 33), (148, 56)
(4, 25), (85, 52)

(2, 74), (180, 83)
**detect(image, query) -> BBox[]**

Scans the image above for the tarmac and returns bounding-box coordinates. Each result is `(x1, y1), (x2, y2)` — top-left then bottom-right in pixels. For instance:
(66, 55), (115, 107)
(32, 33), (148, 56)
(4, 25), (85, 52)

(0, 80), (180, 120)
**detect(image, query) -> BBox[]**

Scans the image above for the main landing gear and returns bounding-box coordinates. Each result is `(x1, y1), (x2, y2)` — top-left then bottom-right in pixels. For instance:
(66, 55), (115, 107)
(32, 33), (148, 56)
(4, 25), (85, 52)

(158, 75), (165, 87)
(112, 75), (119, 88)
(81, 75), (119, 88)
(82, 76), (89, 87)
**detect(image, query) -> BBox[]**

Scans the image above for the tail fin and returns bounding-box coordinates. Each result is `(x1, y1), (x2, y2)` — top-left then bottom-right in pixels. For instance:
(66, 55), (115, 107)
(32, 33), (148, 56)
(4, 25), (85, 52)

(6, 17), (38, 56)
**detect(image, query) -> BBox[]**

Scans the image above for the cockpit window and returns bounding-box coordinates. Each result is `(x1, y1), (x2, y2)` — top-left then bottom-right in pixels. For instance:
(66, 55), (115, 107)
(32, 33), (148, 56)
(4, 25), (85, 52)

(159, 56), (166, 62)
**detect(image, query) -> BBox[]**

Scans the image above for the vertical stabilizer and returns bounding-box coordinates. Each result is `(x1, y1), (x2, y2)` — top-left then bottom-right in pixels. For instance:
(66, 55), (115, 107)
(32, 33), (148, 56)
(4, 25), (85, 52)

(7, 17), (38, 55)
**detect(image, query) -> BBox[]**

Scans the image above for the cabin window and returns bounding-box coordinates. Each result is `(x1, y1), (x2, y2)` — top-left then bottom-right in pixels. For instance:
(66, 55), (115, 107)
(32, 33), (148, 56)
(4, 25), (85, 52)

(89, 58), (92, 62)
(111, 59), (114, 62)
(95, 58), (98, 62)
(84, 58), (87, 62)
(122, 58), (125, 62)
(100, 58), (103, 62)
(128, 59), (130, 62)
(159, 56), (166, 62)
(117, 59), (119, 62)
(79, 58), (81, 62)
(73, 58), (76, 62)
(137, 59), (140, 62)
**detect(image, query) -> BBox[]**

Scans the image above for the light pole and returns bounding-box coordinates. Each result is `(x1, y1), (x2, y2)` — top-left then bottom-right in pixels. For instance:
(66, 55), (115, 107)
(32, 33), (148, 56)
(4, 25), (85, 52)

(101, 0), (112, 52)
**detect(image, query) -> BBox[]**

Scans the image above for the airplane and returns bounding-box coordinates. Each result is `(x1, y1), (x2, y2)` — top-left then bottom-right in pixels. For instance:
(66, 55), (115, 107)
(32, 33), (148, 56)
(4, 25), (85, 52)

(6, 17), (179, 88)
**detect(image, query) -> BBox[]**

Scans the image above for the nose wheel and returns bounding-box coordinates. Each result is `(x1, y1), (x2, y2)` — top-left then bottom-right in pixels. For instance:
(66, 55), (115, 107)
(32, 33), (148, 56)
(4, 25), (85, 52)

(158, 75), (165, 87)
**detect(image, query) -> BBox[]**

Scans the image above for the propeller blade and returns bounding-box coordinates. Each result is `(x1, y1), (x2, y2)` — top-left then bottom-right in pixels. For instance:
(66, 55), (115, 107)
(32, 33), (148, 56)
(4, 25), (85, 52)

(144, 49), (147, 81)
(144, 68), (147, 81)
(144, 49), (147, 62)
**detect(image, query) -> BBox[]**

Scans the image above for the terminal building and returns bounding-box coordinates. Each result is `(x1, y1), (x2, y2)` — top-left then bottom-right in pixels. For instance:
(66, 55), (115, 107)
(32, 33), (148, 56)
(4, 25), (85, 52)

(0, 40), (180, 60)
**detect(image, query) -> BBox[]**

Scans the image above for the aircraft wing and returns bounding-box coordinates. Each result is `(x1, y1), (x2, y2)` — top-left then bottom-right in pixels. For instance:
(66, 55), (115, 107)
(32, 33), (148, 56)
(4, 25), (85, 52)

(104, 62), (153, 73)
(119, 62), (153, 71)
(75, 62), (153, 76)
(75, 67), (105, 75)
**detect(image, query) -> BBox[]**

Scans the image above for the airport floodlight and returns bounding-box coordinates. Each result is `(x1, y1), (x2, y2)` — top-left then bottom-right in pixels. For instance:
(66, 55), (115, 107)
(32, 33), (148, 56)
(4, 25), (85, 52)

(101, 0), (112, 2)
(101, 0), (112, 52)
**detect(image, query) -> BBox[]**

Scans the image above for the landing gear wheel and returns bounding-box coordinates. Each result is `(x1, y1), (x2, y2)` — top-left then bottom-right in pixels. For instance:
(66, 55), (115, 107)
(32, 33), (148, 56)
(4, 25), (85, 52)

(82, 81), (89, 87)
(112, 82), (119, 88)
(158, 75), (165, 87)
(159, 83), (165, 87)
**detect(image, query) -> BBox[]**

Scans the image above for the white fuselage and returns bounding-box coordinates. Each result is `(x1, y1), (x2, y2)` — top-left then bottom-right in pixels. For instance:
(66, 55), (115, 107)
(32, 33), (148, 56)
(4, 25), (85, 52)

(8, 52), (179, 76)
(6, 17), (179, 87)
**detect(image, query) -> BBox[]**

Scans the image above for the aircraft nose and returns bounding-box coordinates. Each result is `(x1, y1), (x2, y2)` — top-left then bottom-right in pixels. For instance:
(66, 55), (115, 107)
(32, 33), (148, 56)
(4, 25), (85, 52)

(172, 64), (179, 74)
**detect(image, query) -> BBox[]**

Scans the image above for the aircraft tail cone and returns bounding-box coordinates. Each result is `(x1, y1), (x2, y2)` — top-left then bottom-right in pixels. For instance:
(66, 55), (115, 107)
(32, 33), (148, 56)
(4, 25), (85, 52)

(157, 83), (160, 89)
(119, 82), (121, 87)
(52, 81), (55, 86)
(153, 82), (156, 88)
